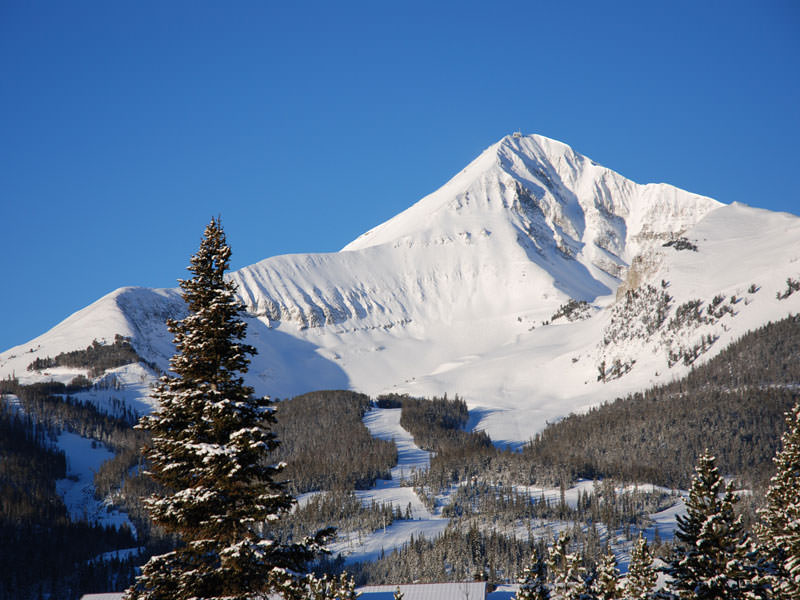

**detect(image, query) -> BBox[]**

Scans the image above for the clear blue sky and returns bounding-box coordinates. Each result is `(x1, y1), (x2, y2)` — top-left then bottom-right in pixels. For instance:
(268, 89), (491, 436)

(2, 1), (799, 352)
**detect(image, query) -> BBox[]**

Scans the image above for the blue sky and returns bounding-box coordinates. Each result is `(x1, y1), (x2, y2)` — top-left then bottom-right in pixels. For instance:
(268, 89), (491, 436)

(2, 1), (799, 352)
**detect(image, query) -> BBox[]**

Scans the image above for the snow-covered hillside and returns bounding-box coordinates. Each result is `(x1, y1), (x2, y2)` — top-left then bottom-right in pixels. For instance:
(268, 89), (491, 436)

(2, 133), (800, 445)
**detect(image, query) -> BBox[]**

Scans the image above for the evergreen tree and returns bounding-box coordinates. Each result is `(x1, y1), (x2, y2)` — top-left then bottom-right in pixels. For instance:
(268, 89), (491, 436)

(758, 400), (800, 599)
(592, 551), (620, 600)
(126, 218), (329, 600)
(515, 547), (549, 600)
(566, 554), (597, 600)
(547, 534), (591, 600)
(664, 451), (760, 599)
(624, 535), (655, 600)
(547, 534), (572, 600)
(303, 573), (358, 600)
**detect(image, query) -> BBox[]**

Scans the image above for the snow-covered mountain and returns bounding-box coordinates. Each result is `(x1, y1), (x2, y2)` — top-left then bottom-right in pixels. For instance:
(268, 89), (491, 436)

(3, 133), (800, 444)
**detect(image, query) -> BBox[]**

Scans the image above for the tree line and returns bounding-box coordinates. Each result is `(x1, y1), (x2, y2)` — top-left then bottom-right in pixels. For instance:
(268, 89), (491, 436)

(26, 334), (147, 377)
(508, 425), (800, 600)
(379, 314), (800, 497)
(276, 489), (407, 543)
(343, 400), (800, 599)
(525, 313), (800, 489)
(442, 479), (676, 533)
(271, 390), (398, 493)
(346, 524), (537, 585)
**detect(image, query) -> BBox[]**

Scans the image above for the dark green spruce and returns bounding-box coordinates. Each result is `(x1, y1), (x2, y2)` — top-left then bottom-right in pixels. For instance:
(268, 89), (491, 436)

(127, 218), (329, 600)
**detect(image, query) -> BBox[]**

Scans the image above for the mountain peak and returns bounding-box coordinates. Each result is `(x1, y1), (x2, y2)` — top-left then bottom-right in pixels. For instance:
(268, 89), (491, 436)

(497, 131), (576, 156)
(342, 133), (721, 275)
(340, 133), (564, 253)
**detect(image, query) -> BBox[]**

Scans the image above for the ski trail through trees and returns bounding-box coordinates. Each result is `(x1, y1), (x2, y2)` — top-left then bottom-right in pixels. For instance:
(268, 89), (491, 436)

(359, 407), (433, 520)
(363, 408), (429, 483)
(329, 407), (448, 563)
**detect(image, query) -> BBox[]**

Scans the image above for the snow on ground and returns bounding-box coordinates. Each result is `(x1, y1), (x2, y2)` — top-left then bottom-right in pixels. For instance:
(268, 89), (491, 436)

(332, 517), (450, 565)
(251, 199), (800, 446)
(335, 409), (687, 566)
(12, 135), (794, 449)
(94, 547), (143, 562)
(3, 134), (776, 575)
(71, 363), (159, 418)
(55, 431), (134, 533)
(516, 479), (596, 511)
(362, 408), (430, 481)
(487, 584), (518, 600)
(514, 479), (675, 511)
(327, 408), (448, 563)
(649, 494), (688, 541)
(1, 395), (136, 535)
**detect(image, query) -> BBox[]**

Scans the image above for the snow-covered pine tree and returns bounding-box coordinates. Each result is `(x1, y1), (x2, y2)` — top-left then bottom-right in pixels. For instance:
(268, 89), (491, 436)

(547, 534), (592, 600)
(547, 534), (571, 600)
(567, 554), (597, 600)
(303, 573), (359, 600)
(664, 450), (761, 600)
(592, 550), (620, 600)
(623, 535), (656, 600)
(126, 218), (330, 600)
(758, 400), (800, 599)
(515, 547), (549, 600)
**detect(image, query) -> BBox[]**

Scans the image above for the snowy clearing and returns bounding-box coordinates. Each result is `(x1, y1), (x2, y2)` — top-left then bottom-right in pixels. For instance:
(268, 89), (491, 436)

(55, 431), (134, 533)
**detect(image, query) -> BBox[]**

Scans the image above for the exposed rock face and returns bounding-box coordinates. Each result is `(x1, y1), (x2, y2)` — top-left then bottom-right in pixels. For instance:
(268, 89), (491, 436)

(616, 248), (666, 302)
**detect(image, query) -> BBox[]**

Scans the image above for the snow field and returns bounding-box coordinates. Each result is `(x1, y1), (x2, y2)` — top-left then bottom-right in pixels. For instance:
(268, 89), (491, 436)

(362, 407), (430, 480)
(55, 431), (135, 534)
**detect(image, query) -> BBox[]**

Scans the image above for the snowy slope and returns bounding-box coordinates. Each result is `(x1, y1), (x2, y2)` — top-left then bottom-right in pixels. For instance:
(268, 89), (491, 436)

(56, 430), (134, 531)
(2, 133), (800, 446)
(0, 286), (183, 414)
(233, 134), (720, 332)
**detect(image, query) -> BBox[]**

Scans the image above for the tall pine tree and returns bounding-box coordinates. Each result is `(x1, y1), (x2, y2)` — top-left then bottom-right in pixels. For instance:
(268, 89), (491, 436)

(126, 218), (329, 600)
(664, 450), (761, 600)
(758, 400), (800, 599)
